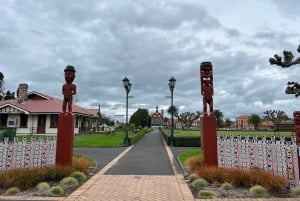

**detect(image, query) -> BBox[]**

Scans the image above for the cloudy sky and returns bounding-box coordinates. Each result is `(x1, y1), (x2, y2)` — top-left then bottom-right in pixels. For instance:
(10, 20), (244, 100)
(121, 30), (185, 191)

(1, 0), (300, 120)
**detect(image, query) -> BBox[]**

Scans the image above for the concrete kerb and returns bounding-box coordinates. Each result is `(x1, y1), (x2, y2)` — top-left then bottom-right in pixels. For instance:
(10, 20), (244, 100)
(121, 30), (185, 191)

(163, 139), (196, 201)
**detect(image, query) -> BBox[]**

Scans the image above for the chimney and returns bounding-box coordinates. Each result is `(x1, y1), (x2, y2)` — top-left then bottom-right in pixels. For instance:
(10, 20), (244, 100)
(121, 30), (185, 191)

(17, 83), (28, 103)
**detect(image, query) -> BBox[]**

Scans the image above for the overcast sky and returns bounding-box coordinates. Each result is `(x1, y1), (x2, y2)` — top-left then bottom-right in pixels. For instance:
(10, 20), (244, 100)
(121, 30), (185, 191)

(1, 0), (300, 120)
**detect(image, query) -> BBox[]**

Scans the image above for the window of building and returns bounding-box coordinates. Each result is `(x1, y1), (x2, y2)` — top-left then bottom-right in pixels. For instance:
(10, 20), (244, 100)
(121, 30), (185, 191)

(50, 114), (58, 128)
(76, 116), (79, 128)
(20, 114), (28, 127)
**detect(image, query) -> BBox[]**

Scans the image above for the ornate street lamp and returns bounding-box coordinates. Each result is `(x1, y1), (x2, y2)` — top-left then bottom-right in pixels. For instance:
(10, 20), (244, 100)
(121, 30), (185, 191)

(122, 76), (131, 146)
(168, 76), (176, 146)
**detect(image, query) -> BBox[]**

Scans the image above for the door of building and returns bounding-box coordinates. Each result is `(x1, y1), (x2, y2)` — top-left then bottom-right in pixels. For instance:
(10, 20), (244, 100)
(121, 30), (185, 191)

(37, 115), (46, 134)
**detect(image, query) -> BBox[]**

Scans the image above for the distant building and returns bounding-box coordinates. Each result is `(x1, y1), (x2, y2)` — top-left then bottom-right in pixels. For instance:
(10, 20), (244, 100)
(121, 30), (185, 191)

(151, 106), (163, 128)
(234, 115), (255, 130)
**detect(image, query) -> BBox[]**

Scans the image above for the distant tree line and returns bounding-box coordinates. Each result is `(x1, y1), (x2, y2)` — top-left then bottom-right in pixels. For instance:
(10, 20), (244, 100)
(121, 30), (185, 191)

(0, 72), (16, 100)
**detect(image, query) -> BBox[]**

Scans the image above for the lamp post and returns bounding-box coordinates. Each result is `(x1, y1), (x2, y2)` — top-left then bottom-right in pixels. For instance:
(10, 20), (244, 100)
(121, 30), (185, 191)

(169, 76), (176, 146)
(122, 76), (131, 147)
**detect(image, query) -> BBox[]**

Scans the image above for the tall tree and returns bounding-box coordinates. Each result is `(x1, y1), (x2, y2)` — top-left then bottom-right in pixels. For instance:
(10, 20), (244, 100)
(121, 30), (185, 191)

(129, 108), (151, 128)
(224, 118), (232, 129)
(167, 105), (178, 117)
(0, 72), (4, 99)
(4, 91), (15, 100)
(248, 114), (262, 130)
(214, 109), (224, 128)
(176, 111), (201, 130)
(263, 110), (288, 131)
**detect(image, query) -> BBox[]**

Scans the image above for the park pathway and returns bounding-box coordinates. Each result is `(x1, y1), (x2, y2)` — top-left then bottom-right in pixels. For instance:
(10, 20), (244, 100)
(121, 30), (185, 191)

(104, 129), (174, 175)
(64, 129), (194, 201)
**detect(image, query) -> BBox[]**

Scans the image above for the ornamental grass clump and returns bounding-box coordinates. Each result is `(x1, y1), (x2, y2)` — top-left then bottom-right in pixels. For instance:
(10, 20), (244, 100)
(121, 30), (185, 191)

(36, 182), (50, 191)
(290, 186), (300, 196)
(249, 185), (269, 198)
(221, 182), (234, 190)
(59, 177), (79, 188)
(185, 155), (203, 172)
(192, 178), (208, 188)
(48, 185), (64, 196)
(188, 173), (199, 182)
(198, 189), (216, 198)
(70, 171), (87, 184)
(4, 187), (20, 195)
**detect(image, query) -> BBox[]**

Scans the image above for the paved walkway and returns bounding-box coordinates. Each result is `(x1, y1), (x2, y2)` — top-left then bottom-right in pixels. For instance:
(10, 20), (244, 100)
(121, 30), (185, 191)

(0, 130), (299, 201)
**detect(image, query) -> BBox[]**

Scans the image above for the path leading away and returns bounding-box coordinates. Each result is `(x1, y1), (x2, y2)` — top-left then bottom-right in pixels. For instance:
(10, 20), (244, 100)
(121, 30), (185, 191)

(64, 129), (194, 201)
(105, 129), (174, 175)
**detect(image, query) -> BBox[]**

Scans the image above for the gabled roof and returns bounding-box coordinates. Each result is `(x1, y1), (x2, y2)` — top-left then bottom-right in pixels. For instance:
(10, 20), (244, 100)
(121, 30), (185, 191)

(0, 91), (94, 116)
(236, 115), (249, 120)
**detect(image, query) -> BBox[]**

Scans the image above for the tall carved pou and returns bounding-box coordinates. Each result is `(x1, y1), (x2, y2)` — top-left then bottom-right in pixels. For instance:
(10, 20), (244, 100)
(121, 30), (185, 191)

(200, 62), (213, 115)
(294, 111), (300, 145)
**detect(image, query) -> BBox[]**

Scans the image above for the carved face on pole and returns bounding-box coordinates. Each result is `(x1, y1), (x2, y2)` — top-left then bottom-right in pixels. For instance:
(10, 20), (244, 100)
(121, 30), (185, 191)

(64, 65), (76, 84)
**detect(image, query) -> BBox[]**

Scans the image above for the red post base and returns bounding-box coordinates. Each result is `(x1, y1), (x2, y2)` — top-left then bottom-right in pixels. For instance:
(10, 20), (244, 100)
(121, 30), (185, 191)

(56, 113), (74, 167)
(201, 115), (218, 167)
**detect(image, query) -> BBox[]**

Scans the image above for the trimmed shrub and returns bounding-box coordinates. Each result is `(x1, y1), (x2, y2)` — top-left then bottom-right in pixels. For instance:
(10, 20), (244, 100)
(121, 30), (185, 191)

(198, 189), (216, 198)
(188, 173), (199, 182)
(36, 182), (50, 191)
(221, 182), (233, 190)
(291, 186), (300, 196)
(48, 185), (64, 196)
(59, 177), (79, 188)
(192, 178), (208, 188)
(249, 185), (269, 198)
(70, 171), (87, 184)
(4, 187), (20, 195)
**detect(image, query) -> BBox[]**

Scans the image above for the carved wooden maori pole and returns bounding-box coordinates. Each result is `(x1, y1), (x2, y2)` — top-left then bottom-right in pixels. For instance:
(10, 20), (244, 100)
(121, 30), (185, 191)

(56, 65), (77, 167)
(201, 62), (214, 115)
(200, 61), (218, 167)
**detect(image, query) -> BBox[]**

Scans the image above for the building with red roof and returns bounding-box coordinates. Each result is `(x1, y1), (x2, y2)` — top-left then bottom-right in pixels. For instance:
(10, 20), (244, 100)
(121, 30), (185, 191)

(0, 84), (99, 135)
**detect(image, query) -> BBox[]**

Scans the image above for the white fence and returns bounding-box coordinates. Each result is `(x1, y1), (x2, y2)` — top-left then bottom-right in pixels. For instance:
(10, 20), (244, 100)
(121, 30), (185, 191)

(0, 136), (56, 170)
(217, 135), (299, 187)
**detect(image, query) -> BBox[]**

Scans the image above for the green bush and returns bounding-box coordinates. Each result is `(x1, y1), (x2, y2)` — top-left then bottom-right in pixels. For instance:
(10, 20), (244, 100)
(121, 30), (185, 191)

(70, 171), (87, 184)
(48, 185), (64, 195)
(161, 130), (200, 147)
(249, 185), (269, 198)
(188, 173), (199, 182)
(291, 186), (300, 196)
(36, 182), (50, 191)
(198, 189), (216, 198)
(192, 178), (208, 188)
(221, 182), (233, 190)
(4, 187), (20, 195)
(60, 177), (79, 188)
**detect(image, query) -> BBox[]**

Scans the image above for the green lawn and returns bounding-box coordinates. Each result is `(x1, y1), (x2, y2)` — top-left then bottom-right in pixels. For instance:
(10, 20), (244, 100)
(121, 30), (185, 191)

(73, 131), (132, 147)
(178, 149), (203, 165)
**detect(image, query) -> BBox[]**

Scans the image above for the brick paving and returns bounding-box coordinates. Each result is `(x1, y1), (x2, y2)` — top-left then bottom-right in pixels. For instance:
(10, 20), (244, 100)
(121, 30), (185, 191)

(0, 130), (300, 201)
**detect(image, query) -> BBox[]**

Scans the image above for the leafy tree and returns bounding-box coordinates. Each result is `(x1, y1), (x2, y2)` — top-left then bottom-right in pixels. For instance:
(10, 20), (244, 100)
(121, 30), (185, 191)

(224, 118), (232, 128)
(0, 72), (16, 100)
(4, 90), (15, 100)
(176, 111), (201, 130)
(263, 110), (288, 131)
(248, 114), (262, 130)
(129, 108), (151, 127)
(0, 72), (4, 99)
(167, 105), (178, 117)
(214, 109), (224, 128)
